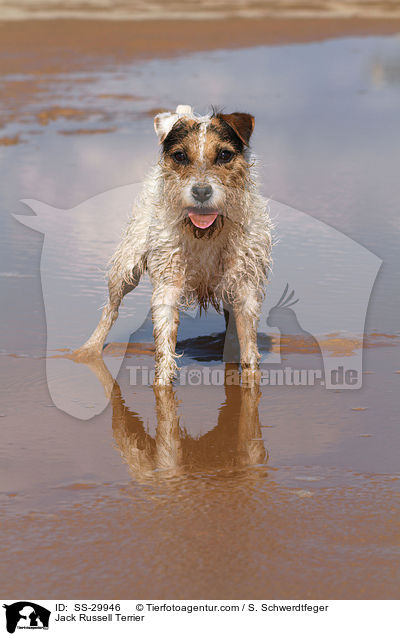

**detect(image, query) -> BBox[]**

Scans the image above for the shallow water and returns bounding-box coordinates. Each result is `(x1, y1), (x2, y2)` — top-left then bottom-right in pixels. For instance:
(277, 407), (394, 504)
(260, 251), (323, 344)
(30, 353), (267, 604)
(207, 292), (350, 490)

(1, 30), (400, 598)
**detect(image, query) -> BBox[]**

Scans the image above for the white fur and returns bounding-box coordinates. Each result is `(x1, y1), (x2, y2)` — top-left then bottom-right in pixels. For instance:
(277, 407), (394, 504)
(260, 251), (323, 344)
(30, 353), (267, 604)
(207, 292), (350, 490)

(77, 107), (272, 385)
(197, 120), (209, 163)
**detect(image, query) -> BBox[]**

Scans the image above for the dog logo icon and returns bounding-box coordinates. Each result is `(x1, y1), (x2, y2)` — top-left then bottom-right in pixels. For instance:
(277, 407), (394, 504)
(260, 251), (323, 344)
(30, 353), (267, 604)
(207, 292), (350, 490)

(3, 602), (50, 633)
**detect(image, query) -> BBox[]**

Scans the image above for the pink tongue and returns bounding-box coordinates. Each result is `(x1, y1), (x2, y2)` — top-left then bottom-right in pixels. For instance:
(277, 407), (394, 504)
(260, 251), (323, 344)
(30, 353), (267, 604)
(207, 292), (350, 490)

(188, 212), (218, 229)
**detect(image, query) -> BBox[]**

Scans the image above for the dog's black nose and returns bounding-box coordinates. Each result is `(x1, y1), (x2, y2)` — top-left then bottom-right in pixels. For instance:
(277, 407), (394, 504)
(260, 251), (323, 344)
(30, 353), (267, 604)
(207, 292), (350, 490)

(192, 184), (212, 203)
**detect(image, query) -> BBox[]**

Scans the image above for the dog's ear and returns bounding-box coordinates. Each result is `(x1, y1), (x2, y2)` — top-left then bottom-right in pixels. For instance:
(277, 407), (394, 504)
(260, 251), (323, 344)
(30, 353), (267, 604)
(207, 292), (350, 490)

(154, 111), (180, 144)
(219, 112), (255, 146)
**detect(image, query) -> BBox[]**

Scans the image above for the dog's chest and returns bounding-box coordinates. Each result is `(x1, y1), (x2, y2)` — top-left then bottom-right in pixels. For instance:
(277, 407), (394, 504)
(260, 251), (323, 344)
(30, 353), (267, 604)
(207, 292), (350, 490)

(181, 238), (226, 290)
(147, 225), (241, 307)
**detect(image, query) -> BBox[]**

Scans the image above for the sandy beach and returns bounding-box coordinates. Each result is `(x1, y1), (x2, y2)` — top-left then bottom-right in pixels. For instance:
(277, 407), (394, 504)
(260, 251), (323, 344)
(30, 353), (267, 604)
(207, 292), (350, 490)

(1, 17), (400, 76)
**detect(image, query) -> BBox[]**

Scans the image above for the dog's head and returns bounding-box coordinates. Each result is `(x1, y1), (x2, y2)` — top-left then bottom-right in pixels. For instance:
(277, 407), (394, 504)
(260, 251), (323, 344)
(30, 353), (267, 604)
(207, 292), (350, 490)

(154, 105), (255, 237)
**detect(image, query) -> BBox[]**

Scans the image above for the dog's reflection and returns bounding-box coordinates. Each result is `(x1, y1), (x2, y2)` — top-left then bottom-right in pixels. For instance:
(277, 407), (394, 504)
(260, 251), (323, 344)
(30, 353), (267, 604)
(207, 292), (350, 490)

(89, 357), (268, 479)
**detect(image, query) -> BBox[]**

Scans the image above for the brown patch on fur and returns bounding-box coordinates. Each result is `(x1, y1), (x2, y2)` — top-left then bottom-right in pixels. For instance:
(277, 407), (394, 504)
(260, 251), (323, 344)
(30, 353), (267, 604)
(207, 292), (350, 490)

(158, 117), (199, 147)
(218, 112), (255, 146)
(204, 121), (252, 197)
(162, 120), (199, 156)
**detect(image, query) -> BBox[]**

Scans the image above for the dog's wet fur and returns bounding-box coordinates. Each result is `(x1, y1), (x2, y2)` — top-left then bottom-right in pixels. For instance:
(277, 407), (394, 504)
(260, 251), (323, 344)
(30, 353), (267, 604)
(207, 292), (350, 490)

(75, 105), (272, 385)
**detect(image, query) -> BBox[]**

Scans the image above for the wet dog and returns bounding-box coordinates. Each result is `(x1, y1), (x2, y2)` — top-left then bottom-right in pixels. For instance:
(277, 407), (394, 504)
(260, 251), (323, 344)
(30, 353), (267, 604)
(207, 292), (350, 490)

(75, 105), (272, 385)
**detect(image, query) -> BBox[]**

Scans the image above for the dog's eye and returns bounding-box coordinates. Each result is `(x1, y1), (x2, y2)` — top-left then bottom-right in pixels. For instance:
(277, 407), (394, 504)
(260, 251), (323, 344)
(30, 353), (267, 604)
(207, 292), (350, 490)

(172, 150), (188, 164)
(217, 149), (234, 164)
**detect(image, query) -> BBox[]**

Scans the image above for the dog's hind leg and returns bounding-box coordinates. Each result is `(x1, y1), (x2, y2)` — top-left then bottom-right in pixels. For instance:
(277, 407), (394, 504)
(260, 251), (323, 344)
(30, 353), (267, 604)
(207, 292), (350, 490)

(73, 266), (140, 360)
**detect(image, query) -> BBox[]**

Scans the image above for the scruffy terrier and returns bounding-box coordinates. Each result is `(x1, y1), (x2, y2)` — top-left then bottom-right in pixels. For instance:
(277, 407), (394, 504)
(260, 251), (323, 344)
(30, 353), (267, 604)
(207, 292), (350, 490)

(75, 105), (272, 385)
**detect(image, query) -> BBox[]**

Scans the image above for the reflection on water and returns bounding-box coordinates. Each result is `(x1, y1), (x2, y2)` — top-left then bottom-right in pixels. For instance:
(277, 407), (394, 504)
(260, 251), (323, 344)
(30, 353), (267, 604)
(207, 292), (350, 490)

(77, 354), (267, 479)
(115, 371), (266, 480)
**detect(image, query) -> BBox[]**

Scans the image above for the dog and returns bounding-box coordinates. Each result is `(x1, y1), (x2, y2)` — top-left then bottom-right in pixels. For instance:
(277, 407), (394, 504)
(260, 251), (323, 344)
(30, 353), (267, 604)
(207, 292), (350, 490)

(74, 105), (272, 385)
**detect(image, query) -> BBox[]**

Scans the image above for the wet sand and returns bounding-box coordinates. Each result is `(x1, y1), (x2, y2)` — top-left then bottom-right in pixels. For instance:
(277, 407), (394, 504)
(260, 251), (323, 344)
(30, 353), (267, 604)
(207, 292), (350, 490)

(1, 349), (399, 599)
(1, 17), (400, 76)
(3, 471), (398, 599)
(2, 16), (400, 141)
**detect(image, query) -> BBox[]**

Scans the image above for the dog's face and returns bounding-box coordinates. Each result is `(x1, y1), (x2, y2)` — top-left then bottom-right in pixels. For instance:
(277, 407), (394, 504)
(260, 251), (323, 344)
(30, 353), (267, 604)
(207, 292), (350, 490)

(154, 109), (255, 237)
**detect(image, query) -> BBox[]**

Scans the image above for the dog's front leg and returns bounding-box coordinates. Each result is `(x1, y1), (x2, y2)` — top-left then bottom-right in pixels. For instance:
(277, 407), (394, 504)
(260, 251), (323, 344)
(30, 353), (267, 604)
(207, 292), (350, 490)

(73, 266), (138, 360)
(233, 292), (261, 375)
(152, 285), (182, 386)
